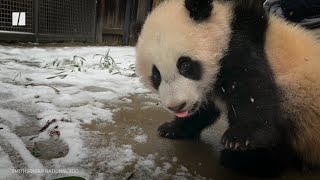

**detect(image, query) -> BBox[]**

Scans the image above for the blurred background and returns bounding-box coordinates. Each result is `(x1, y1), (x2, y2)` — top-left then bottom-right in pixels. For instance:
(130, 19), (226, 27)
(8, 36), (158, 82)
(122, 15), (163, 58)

(0, 0), (319, 46)
(0, 0), (165, 45)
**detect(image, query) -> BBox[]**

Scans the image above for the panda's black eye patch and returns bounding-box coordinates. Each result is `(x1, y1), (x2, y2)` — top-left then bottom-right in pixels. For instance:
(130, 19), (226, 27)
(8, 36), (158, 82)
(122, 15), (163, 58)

(151, 65), (161, 90)
(177, 56), (202, 80)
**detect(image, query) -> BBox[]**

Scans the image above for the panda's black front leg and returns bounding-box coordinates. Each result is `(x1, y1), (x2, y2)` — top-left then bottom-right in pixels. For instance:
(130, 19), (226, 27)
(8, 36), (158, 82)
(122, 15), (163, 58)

(219, 78), (283, 150)
(158, 103), (220, 139)
(221, 118), (281, 150)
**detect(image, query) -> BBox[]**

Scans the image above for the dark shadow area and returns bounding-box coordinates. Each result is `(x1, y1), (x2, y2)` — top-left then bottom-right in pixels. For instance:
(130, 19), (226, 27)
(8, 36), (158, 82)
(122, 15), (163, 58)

(220, 146), (292, 178)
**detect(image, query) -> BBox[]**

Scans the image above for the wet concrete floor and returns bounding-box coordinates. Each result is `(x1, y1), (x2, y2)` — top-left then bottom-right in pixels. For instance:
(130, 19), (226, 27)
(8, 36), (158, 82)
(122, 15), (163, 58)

(83, 94), (320, 179)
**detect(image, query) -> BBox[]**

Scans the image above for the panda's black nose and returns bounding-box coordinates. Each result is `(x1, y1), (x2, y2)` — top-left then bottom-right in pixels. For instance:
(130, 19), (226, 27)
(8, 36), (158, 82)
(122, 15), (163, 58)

(168, 102), (186, 112)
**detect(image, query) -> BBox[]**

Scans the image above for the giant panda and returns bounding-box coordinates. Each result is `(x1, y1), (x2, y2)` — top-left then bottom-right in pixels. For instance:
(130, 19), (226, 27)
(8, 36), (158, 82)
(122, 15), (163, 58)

(135, 0), (320, 174)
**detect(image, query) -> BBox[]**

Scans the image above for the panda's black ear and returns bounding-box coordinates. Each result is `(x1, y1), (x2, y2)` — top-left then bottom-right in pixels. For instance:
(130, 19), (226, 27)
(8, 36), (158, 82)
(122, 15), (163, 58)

(185, 0), (214, 22)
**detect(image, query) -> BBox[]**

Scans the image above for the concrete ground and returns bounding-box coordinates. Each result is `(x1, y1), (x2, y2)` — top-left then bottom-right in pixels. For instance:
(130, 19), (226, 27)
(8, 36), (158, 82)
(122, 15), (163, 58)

(84, 93), (320, 179)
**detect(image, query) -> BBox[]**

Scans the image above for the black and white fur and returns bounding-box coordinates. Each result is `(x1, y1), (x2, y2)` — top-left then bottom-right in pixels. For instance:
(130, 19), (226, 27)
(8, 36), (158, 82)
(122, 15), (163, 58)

(136, 0), (320, 175)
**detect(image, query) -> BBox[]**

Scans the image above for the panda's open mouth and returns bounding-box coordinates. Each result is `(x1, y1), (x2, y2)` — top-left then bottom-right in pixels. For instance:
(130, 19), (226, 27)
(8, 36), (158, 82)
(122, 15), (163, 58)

(174, 102), (199, 118)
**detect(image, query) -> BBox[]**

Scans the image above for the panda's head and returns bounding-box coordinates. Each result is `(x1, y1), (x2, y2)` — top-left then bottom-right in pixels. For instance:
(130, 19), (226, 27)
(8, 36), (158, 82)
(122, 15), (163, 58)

(136, 0), (233, 118)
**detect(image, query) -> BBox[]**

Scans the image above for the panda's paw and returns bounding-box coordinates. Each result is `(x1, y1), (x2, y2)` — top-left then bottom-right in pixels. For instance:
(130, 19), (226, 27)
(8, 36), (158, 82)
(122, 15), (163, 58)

(221, 126), (254, 150)
(158, 121), (199, 139)
(221, 125), (277, 151)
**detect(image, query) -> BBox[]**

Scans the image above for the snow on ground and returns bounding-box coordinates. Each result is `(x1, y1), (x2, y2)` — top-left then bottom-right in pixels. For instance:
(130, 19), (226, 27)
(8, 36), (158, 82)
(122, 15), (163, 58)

(0, 146), (21, 180)
(134, 134), (148, 143)
(0, 124), (43, 180)
(0, 45), (204, 179)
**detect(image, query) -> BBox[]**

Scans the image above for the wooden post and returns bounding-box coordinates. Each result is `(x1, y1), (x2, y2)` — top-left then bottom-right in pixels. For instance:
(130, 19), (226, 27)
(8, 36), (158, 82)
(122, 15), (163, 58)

(123, 0), (133, 45)
(96, 0), (105, 43)
(128, 0), (152, 45)
(34, 0), (39, 43)
(136, 0), (150, 22)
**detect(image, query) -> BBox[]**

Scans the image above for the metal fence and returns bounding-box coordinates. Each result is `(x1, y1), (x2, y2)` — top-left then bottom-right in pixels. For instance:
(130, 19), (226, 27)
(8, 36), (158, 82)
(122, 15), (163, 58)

(0, 0), (34, 33)
(0, 0), (96, 42)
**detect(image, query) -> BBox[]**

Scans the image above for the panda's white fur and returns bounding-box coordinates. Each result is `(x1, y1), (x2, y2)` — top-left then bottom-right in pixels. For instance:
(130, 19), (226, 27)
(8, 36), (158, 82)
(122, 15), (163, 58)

(136, 0), (320, 167)
(136, 0), (233, 113)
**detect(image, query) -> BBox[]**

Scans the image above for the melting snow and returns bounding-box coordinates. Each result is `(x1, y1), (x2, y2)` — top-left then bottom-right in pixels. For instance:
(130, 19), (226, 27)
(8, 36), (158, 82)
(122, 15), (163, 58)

(0, 45), (202, 179)
(0, 108), (23, 128)
(0, 146), (21, 180)
(134, 134), (148, 143)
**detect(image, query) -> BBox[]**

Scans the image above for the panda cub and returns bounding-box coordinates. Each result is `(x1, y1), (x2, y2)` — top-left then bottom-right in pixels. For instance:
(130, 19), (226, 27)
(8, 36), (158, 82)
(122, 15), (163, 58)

(136, 0), (320, 170)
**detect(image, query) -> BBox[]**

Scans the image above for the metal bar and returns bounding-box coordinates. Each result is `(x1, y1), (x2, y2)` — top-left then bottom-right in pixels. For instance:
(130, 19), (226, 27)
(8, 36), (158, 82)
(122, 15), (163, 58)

(0, 32), (36, 42)
(103, 28), (124, 35)
(34, 0), (39, 42)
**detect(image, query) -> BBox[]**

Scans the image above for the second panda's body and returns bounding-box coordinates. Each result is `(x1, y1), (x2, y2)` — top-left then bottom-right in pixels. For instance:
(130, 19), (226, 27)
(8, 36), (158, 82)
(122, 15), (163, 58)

(266, 16), (320, 164)
(136, 0), (320, 172)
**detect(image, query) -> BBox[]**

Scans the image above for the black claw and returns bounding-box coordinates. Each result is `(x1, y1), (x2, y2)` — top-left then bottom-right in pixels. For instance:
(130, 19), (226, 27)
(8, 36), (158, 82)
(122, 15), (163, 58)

(234, 143), (238, 150)
(158, 120), (203, 139)
(229, 142), (233, 149)
(246, 140), (250, 146)
(221, 124), (281, 151)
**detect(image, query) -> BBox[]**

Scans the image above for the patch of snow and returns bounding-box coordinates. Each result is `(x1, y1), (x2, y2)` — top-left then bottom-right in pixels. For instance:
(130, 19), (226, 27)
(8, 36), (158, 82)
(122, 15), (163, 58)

(0, 108), (23, 128)
(101, 144), (136, 174)
(0, 46), (146, 170)
(132, 154), (175, 179)
(94, 173), (105, 180)
(172, 156), (178, 163)
(134, 154), (156, 177)
(0, 146), (21, 180)
(121, 97), (132, 103)
(173, 165), (193, 180)
(0, 46), (204, 179)
(52, 122), (86, 165)
(0, 124), (44, 179)
(128, 126), (143, 132)
(66, 104), (114, 124)
(127, 126), (148, 143)
(134, 134), (148, 143)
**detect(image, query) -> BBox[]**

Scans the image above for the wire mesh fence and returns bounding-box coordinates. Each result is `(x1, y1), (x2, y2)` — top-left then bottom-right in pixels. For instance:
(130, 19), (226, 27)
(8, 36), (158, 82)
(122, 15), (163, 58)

(0, 0), (33, 33)
(38, 0), (95, 36)
(0, 0), (96, 42)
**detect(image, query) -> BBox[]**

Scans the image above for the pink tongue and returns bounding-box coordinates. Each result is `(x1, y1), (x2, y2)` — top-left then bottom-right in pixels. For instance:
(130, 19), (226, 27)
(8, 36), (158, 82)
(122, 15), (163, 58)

(175, 111), (189, 118)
